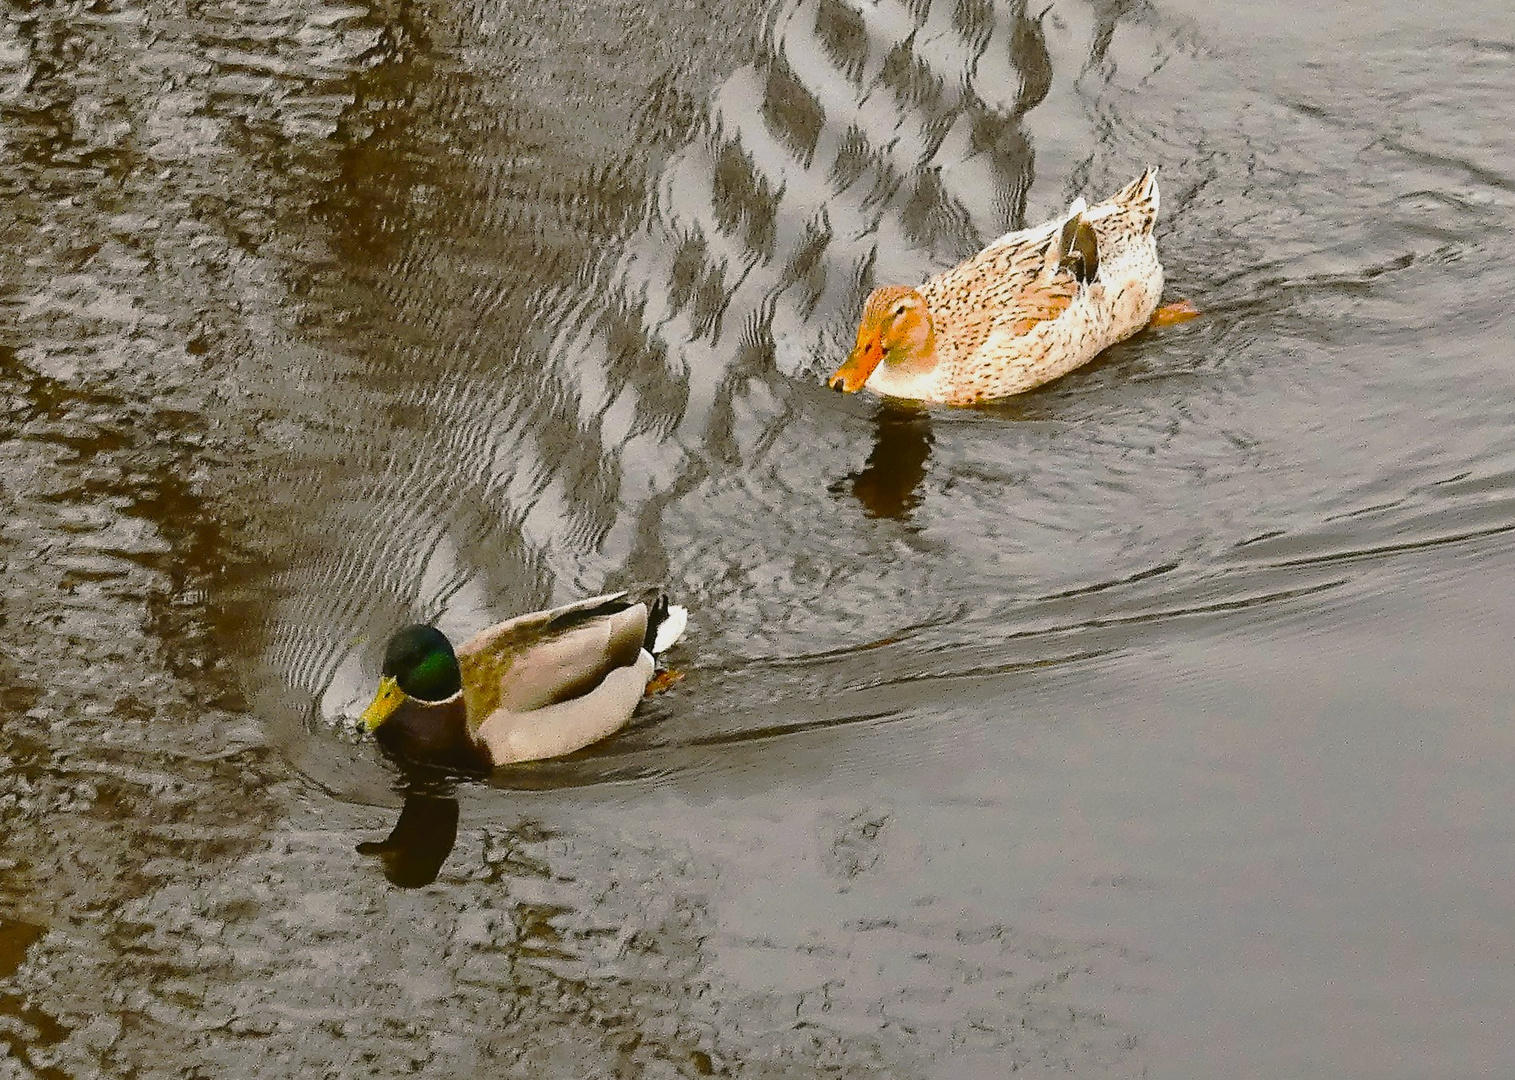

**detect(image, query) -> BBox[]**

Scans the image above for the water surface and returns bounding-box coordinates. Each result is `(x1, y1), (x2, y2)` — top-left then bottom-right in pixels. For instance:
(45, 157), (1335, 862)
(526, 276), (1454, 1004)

(2, 0), (1513, 1074)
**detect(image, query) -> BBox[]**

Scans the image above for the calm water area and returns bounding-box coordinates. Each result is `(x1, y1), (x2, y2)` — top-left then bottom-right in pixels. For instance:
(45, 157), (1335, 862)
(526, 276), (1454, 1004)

(2, 0), (1513, 1075)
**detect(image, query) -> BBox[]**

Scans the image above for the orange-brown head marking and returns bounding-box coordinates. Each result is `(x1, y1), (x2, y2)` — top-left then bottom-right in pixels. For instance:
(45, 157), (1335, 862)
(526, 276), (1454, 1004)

(829, 286), (933, 393)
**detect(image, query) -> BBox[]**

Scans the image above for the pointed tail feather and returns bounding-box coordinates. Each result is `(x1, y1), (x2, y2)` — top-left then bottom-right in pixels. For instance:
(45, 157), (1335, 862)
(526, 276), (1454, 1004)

(1115, 166), (1160, 215)
(643, 594), (689, 655)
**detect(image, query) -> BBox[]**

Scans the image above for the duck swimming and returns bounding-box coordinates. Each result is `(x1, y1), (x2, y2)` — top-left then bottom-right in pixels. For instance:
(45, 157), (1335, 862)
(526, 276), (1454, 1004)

(358, 590), (687, 770)
(829, 169), (1181, 405)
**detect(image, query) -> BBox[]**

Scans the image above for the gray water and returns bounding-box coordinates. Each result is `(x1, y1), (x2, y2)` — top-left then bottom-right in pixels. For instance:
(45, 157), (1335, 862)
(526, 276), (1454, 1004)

(2, 0), (1514, 1075)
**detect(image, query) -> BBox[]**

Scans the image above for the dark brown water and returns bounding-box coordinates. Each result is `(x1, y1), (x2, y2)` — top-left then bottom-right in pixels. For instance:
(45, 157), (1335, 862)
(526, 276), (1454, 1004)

(3, 0), (1514, 1074)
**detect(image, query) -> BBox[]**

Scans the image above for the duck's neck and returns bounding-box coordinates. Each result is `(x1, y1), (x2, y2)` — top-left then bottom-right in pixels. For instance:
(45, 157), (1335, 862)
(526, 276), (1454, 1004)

(889, 320), (940, 376)
(868, 325), (945, 397)
(376, 693), (487, 771)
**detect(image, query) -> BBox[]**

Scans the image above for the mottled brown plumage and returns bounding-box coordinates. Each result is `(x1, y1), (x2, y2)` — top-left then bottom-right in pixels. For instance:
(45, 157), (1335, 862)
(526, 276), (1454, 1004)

(830, 169), (1164, 405)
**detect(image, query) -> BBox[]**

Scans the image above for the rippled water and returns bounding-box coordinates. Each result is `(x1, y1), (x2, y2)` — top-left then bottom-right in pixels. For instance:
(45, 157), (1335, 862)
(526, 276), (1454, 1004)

(3, 0), (1514, 1074)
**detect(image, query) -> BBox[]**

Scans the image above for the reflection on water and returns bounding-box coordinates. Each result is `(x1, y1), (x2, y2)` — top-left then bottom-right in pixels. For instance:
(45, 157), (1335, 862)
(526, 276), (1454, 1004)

(840, 401), (936, 519)
(0, 917), (60, 1078)
(258, 0), (1065, 732)
(0, 918), (45, 983)
(358, 791), (461, 888)
(3, 0), (1515, 1073)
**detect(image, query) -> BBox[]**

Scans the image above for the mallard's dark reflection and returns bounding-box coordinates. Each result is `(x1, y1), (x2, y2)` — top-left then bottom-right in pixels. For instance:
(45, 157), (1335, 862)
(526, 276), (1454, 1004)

(844, 402), (934, 520)
(357, 788), (460, 888)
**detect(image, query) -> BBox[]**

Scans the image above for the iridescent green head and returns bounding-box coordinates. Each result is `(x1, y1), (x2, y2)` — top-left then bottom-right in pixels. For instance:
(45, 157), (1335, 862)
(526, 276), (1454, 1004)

(360, 624), (462, 731)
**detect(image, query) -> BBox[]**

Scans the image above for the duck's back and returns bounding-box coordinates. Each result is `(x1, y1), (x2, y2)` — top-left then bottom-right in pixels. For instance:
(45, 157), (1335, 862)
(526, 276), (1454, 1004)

(919, 213), (1075, 360)
(919, 170), (1163, 402)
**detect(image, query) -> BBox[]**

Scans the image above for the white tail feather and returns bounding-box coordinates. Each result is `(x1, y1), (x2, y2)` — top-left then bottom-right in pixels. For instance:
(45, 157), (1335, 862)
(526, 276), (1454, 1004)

(651, 604), (688, 654)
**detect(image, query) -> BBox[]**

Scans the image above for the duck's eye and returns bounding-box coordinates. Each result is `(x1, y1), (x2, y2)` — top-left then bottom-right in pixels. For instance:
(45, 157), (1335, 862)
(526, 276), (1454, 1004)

(893, 303), (908, 316)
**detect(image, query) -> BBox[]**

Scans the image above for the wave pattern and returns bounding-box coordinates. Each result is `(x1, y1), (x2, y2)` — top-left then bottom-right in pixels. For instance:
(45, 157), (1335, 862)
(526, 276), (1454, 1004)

(253, 0), (1066, 722)
(7, 0), (1515, 1076)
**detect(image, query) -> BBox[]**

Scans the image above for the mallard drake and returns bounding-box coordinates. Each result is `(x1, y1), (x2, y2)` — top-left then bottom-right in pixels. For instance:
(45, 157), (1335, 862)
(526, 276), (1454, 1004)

(829, 169), (1171, 405)
(358, 590), (687, 770)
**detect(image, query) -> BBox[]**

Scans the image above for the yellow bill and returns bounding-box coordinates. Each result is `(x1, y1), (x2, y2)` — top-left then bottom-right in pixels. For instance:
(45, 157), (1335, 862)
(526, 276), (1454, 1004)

(360, 675), (408, 732)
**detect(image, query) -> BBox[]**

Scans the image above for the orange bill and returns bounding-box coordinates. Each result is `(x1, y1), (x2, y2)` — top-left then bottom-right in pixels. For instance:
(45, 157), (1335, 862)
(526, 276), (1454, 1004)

(829, 337), (884, 393)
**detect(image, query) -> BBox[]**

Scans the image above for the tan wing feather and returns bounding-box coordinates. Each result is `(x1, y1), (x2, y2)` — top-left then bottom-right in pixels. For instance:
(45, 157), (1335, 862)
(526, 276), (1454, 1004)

(1087, 167), (1159, 239)
(455, 593), (649, 728)
(925, 228), (1079, 358)
(473, 651), (655, 765)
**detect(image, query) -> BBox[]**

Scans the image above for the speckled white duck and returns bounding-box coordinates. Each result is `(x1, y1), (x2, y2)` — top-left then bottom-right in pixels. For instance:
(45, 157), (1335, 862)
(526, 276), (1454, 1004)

(829, 169), (1177, 405)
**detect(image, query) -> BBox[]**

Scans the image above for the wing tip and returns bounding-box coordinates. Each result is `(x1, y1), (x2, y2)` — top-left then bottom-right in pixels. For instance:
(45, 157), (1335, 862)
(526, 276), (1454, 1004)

(1125, 166), (1160, 214)
(1055, 206), (1100, 285)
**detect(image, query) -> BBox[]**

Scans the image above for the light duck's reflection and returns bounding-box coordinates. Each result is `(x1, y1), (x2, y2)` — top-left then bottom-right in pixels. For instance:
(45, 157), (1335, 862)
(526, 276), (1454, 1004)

(839, 401), (935, 521)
